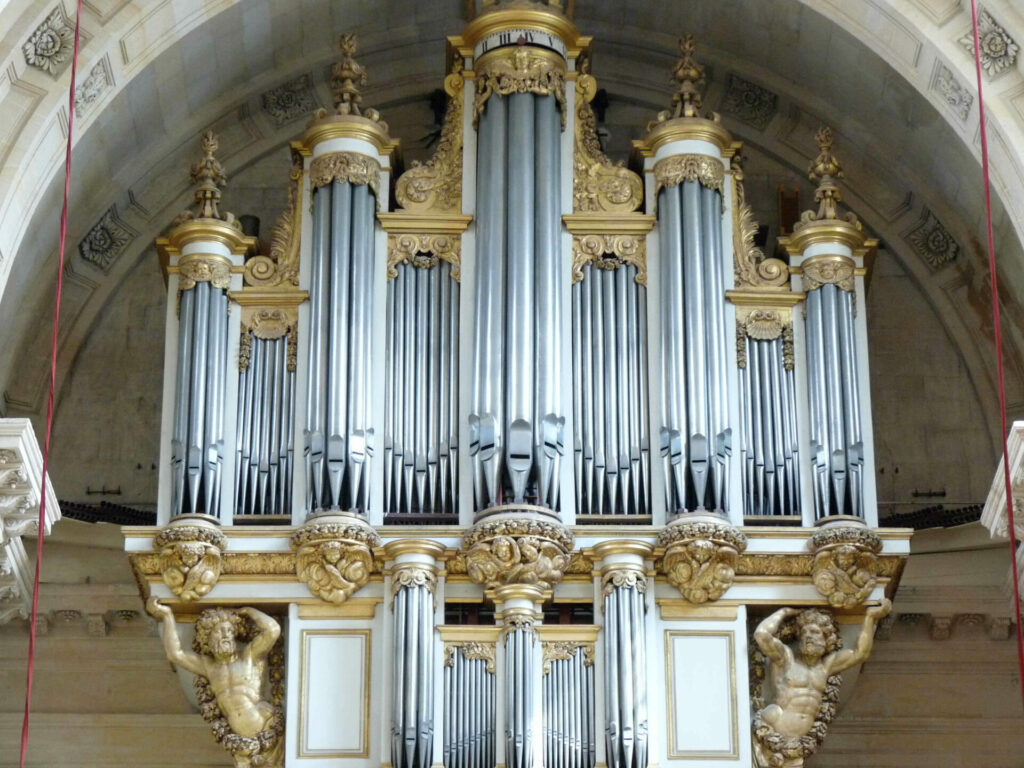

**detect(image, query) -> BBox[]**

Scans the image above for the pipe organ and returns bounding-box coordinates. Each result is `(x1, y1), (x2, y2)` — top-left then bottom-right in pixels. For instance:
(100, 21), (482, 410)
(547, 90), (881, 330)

(134, 4), (911, 768)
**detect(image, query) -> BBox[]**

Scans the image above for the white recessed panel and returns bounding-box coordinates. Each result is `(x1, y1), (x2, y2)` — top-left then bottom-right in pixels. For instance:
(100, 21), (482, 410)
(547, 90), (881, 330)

(666, 631), (737, 758)
(301, 630), (370, 756)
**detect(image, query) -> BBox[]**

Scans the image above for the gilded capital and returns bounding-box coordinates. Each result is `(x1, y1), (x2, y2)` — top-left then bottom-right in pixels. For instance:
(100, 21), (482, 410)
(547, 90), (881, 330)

(658, 518), (747, 603)
(800, 254), (856, 293)
(809, 524), (883, 608)
(154, 515), (227, 601)
(463, 516), (573, 590)
(444, 641), (497, 674)
(291, 514), (382, 604)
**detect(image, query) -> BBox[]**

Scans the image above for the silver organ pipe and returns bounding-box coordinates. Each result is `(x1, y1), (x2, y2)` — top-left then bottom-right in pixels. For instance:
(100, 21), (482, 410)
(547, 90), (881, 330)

(170, 278), (229, 518)
(572, 264), (650, 516)
(542, 646), (595, 768)
(385, 261), (460, 518)
(392, 581), (436, 768)
(469, 87), (565, 513)
(604, 584), (648, 768)
(233, 333), (296, 516)
(504, 626), (539, 768)
(444, 645), (496, 768)
(304, 176), (377, 516)
(804, 278), (863, 519)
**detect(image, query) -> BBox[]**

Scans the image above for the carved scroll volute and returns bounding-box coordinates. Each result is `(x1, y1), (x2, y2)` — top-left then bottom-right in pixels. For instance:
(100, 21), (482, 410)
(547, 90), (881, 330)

(731, 161), (789, 290)
(290, 514), (382, 604)
(155, 516), (227, 601)
(809, 525), (883, 608)
(462, 516), (574, 591)
(244, 148), (303, 289)
(573, 60), (643, 215)
(657, 518), (747, 603)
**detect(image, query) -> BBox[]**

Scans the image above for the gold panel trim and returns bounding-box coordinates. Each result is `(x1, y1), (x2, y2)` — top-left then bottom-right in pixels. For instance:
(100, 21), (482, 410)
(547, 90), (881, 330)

(378, 212), (473, 235)
(665, 629), (738, 759)
(656, 601), (739, 621)
(298, 628), (371, 758)
(534, 624), (601, 643)
(297, 598), (383, 619)
(473, 46), (567, 127)
(438, 625), (504, 643)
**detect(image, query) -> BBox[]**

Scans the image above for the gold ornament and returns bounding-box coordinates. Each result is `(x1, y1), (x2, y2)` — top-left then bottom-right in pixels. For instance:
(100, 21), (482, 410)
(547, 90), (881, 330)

(653, 154), (724, 198)
(387, 233), (461, 281)
(309, 151), (382, 203)
(395, 56), (464, 213)
(794, 126), (862, 231)
(244, 150), (303, 289)
(178, 254), (232, 290)
(463, 517), (573, 590)
(291, 516), (382, 604)
(390, 562), (438, 603)
(809, 526), (883, 608)
(154, 523), (226, 602)
(573, 59), (642, 214)
(601, 565), (647, 595)
(801, 254), (855, 293)
(541, 641), (595, 674)
(658, 520), (747, 604)
(474, 46), (567, 128)
(444, 641), (497, 674)
(571, 233), (646, 285)
(188, 131), (228, 221)
(732, 158), (789, 289)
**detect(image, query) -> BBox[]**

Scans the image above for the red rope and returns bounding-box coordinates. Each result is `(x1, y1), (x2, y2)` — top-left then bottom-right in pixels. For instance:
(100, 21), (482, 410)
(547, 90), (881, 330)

(968, 0), (1024, 714)
(19, 1), (84, 765)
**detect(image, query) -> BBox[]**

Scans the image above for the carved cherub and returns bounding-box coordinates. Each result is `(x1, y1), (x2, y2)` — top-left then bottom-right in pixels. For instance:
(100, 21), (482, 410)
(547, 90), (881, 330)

(160, 540), (221, 601)
(296, 540), (372, 604)
(812, 544), (876, 608)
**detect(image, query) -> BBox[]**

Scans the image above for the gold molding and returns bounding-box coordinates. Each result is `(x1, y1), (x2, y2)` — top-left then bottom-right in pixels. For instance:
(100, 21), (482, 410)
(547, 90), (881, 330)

(378, 212), (473, 235)
(437, 625), (503, 643)
(297, 597), (383, 619)
(635, 119), (734, 158)
(473, 46), (567, 127)
(395, 56), (465, 213)
(573, 64), (643, 214)
(778, 221), (873, 257)
(454, 7), (588, 59)
(386, 233), (462, 281)
(298, 628), (371, 758)
(656, 600), (738, 621)
(300, 114), (399, 157)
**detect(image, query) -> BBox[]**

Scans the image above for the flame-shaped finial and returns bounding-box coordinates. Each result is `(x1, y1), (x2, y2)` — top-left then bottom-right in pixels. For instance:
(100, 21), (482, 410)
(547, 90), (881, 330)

(189, 131), (227, 220)
(807, 126), (845, 221)
(670, 35), (705, 118)
(332, 33), (368, 115)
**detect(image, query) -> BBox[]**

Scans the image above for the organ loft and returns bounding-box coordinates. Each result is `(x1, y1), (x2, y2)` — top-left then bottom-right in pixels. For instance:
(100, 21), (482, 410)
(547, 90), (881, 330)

(122, 2), (912, 767)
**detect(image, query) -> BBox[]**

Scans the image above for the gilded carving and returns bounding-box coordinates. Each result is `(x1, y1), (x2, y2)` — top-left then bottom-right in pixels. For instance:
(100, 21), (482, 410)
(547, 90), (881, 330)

(653, 154), (724, 198)
(329, 33), (388, 130)
(602, 565), (647, 595)
(154, 524), (227, 602)
(809, 526), (882, 608)
(571, 234), (646, 285)
(248, 308), (296, 341)
(387, 233), (461, 281)
(188, 131), (228, 221)
(395, 56), (464, 213)
(751, 602), (890, 767)
(444, 641), (497, 674)
(732, 159), (788, 289)
(794, 126), (861, 231)
(291, 517), (381, 604)
(658, 520), (747, 603)
(573, 60), (643, 214)
(148, 599), (284, 768)
(243, 150), (302, 288)
(309, 152), (382, 202)
(238, 329), (252, 372)
(179, 255), (232, 290)
(783, 324), (795, 371)
(474, 46), (567, 128)
(463, 517), (573, 590)
(390, 562), (437, 601)
(800, 255), (855, 293)
(541, 641), (595, 674)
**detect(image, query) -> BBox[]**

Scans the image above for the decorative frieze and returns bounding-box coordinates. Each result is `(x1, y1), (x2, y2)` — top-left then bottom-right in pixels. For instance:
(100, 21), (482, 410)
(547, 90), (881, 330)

(444, 641), (497, 673)
(541, 641), (595, 674)
(308, 151), (381, 201)
(959, 9), (1019, 77)
(387, 233), (461, 281)
(23, 7), (75, 76)
(905, 208), (961, 269)
(653, 153), (725, 198)
(570, 233), (645, 285)
(720, 74), (778, 130)
(78, 205), (135, 272)
(75, 58), (114, 114)
(931, 62), (972, 121)
(260, 73), (318, 125)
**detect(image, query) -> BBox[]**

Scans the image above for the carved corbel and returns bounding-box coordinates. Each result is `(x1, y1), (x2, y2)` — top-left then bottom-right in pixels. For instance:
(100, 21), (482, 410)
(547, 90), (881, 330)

(809, 525), (882, 608)
(462, 515), (574, 591)
(154, 515), (227, 601)
(290, 514), (382, 604)
(657, 518), (747, 603)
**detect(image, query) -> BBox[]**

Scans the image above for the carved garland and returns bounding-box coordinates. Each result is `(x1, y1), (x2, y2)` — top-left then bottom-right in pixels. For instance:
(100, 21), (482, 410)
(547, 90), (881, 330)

(809, 526), (883, 608)
(573, 68), (643, 214)
(658, 520), (748, 604)
(653, 154), (724, 198)
(291, 520), (382, 605)
(309, 152), (381, 205)
(473, 47), (567, 128)
(541, 641), (595, 674)
(444, 641), (497, 674)
(387, 233), (462, 281)
(463, 517), (573, 590)
(395, 59), (464, 213)
(571, 234), (646, 285)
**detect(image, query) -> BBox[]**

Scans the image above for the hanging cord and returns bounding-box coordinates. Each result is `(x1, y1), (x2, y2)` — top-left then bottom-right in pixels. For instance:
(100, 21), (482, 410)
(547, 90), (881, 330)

(19, 0), (84, 765)
(968, 0), (1024, 713)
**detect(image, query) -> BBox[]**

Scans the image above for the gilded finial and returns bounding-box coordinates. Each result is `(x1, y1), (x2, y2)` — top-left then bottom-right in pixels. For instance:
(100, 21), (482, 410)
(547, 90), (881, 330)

(807, 126), (844, 221)
(189, 131), (227, 220)
(332, 34), (368, 115)
(670, 35), (704, 118)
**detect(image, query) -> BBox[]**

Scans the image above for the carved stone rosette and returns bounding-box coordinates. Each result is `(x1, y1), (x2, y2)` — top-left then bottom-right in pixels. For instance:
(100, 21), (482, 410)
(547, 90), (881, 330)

(290, 514), (382, 604)
(462, 515), (573, 590)
(809, 524), (883, 608)
(155, 515), (227, 601)
(541, 641), (595, 674)
(473, 46), (567, 127)
(658, 518), (748, 603)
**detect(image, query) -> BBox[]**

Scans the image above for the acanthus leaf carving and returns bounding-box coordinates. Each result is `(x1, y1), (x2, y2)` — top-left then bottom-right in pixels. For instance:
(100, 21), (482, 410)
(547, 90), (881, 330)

(387, 233), (461, 281)
(309, 152), (381, 206)
(541, 641), (595, 674)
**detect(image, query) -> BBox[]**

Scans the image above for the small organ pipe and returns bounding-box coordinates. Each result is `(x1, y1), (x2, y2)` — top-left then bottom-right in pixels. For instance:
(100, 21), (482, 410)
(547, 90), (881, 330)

(590, 273), (607, 515)
(305, 185), (329, 510)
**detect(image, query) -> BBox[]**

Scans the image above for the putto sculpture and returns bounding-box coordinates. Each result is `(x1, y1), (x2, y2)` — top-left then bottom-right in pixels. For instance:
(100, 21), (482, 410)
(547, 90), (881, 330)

(751, 599), (891, 767)
(148, 598), (284, 768)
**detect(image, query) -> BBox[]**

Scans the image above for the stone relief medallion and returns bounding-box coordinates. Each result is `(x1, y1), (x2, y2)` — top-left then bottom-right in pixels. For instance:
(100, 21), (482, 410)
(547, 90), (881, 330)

(462, 515), (573, 590)
(155, 516), (227, 601)
(657, 518), (748, 603)
(290, 514), (382, 604)
(809, 525), (882, 608)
